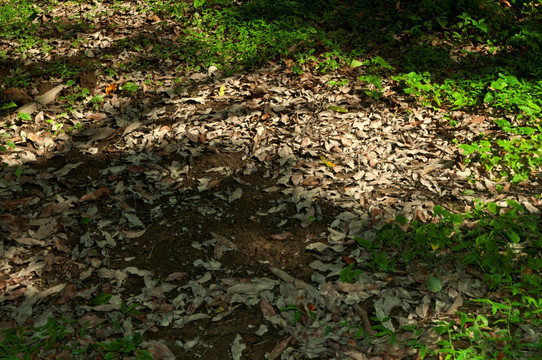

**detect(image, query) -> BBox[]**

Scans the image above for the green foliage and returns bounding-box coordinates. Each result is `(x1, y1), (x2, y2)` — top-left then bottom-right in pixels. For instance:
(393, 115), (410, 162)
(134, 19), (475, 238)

(280, 305), (316, 325)
(1, 0), (541, 358)
(0, 133), (16, 152)
(14, 165), (23, 178)
(89, 293), (113, 306)
(358, 75), (384, 99)
(122, 82), (139, 95)
(392, 70), (542, 182)
(17, 112), (31, 121)
(339, 263), (362, 283)
(355, 203), (542, 358)
(91, 95), (104, 110)
(459, 124), (542, 183)
(0, 0), (40, 37)
(359, 201), (542, 295)
(431, 296), (542, 359)
(0, 101), (17, 111)
(0, 317), (153, 359)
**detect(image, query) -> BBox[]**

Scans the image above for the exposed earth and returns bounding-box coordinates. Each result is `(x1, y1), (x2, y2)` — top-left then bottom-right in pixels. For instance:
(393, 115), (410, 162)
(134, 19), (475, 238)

(1, 2), (541, 360)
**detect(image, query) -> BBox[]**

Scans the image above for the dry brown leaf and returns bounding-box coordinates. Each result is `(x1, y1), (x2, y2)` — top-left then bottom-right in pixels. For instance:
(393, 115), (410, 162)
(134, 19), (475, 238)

(470, 115), (485, 124)
(17, 85), (64, 114)
(301, 176), (319, 186)
(260, 296), (277, 318)
(268, 336), (292, 360)
(269, 232), (293, 241)
(80, 187), (110, 202)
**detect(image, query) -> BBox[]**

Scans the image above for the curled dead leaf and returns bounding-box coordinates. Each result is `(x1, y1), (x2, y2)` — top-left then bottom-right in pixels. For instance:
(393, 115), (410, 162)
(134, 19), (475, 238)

(80, 187), (110, 202)
(122, 229), (146, 239)
(2, 197), (34, 209)
(270, 232), (293, 241)
(268, 336), (292, 360)
(301, 176), (319, 186)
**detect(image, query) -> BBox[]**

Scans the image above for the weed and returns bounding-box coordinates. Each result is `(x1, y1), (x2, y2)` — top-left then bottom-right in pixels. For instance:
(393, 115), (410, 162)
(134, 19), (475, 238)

(431, 296), (542, 359)
(329, 79), (349, 87)
(59, 82), (90, 106)
(339, 263), (362, 283)
(1, 133), (16, 152)
(91, 95), (103, 110)
(280, 304), (316, 325)
(0, 101), (17, 112)
(122, 82), (139, 95)
(351, 200), (542, 296)
(0, 316), (153, 359)
(17, 112), (31, 122)
(46, 119), (64, 136)
(358, 75), (384, 99)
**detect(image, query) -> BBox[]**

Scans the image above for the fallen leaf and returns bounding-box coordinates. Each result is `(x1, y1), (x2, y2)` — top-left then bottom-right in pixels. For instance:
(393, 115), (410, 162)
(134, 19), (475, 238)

(268, 336), (292, 360)
(105, 83), (117, 95)
(17, 85), (64, 114)
(270, 232), (293, 241)
(328, 105), (348, 113)
(320, 156), (336, 167)
(426, 276), (443, 293)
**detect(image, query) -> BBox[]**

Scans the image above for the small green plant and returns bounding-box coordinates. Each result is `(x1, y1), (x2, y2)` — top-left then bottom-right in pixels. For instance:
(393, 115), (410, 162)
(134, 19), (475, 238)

(0, 133), (16, 152)
(17, 112), (31, 122)
(14, 165), (23, 178)
(370, 316), (396, 344)
(46, 119), (64, 136)
(318, 51), (342, 73)
(0, 101), (17, 111)
(122, 82), (139, 95)
(329, 79), (349, 87)
(363, 56), (394, 72)
(104, 67), (118, 78)
(67, 122), (83, 133)
(60, 82), (90, 107)
(90, 95), (104, 110)
(401, 325), (432, 359)
(337, 317), (365, 340)
(358, 74), (384, 99)
(339, 263), (362, 283)
(431, 296), (542, 359)
(280, 304), (316, 325)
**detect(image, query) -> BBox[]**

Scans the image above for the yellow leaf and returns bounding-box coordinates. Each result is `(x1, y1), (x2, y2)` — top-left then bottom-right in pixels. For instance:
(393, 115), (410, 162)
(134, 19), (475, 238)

(105, 83), (117, 95)
(320, 156), (336, 167)
(328, 105), (348, 113)
(429, 242), (439, 251)
(218, 85), (225, 96)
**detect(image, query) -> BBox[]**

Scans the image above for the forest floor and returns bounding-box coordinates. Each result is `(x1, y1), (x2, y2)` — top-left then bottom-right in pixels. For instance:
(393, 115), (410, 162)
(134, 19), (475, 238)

(1, 1), (541, 359)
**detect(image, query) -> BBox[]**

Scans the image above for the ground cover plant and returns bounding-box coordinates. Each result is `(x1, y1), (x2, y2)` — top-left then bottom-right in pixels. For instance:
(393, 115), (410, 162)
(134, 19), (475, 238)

(0, 0), (541, 358)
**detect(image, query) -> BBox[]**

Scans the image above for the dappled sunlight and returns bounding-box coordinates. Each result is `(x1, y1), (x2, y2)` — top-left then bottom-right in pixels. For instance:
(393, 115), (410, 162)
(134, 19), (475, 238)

(0, 0), (541, 359)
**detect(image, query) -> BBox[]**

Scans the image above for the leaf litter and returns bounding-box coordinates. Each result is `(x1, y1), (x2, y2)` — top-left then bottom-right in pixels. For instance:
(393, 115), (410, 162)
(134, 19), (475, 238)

(0, 1), (541, 360)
